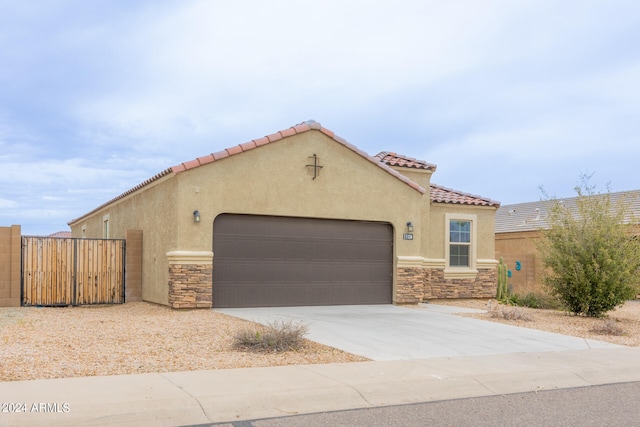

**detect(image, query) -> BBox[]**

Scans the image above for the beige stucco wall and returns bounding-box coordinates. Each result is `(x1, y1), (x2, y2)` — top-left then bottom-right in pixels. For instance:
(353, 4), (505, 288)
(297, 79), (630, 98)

(71, 130), (427, 305)
(175, 132), (425, 258)
(427, 203), (497, 271)
(70, 176), (178, 304)
(69, 129), (499, 306)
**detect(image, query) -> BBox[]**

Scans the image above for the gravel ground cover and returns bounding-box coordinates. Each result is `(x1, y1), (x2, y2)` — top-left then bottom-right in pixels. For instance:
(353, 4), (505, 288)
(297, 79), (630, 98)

(0, 302), (366, 382)
(430, 299), (640, 347)
(2, 299), (638, 382)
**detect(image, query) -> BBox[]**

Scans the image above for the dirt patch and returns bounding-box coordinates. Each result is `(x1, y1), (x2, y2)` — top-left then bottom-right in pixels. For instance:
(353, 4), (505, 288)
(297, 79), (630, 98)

(0, 302), (367, 382)
(428, 299), (640, 347)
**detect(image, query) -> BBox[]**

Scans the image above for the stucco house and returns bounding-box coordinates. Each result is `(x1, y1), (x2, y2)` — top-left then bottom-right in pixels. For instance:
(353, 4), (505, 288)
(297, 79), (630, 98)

(495, 190), (640, 295)
(68, 120), (500, 308)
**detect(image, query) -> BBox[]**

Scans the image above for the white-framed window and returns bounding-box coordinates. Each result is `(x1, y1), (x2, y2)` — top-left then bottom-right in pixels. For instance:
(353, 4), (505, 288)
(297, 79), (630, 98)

(103, 214), (110, 238)
(445, 213), (477, 270)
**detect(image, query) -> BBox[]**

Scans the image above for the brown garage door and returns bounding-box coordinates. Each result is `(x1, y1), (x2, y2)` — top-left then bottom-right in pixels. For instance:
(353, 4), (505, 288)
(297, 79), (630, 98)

(212, 214), (393, 307)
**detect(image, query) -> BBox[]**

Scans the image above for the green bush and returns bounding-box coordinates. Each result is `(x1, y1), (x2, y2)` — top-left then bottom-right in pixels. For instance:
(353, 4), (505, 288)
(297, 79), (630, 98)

(233, 319), (309, 352)
(538, 176), (640, 317)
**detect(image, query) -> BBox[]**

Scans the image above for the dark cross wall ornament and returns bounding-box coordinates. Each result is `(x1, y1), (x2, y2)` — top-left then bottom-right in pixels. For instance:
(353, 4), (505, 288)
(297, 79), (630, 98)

(306, 154), (323, 180)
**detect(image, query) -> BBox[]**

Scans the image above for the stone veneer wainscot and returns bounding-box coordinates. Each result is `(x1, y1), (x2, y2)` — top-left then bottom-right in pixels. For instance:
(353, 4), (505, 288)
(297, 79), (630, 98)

(167, 251), (213, 309)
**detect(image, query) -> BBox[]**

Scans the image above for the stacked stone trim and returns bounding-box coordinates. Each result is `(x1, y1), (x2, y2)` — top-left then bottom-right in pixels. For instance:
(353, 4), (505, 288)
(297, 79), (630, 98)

(423, 268), (496, 300)
(396, 267), (425, 304)
(395, 264), (497, 303)
(166, 251), (214, 309)
(168, 264), (212, 309)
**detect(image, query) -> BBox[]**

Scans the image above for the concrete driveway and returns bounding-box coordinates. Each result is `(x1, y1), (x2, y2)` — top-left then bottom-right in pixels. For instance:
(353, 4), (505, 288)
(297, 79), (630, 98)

(217, 304), (620, 360)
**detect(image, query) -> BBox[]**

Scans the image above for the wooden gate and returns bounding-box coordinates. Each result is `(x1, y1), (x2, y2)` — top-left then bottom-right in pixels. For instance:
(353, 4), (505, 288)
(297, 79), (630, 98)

(21, 236), (125, 306)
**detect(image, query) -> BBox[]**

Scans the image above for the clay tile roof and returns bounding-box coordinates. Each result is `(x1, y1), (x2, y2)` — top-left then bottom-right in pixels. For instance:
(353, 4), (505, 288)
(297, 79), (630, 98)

(376, 152), (437, 171)
(430, 183), (500, 207)
(166, 120), (425, 195)
(68, 120), (427, 225)
(495, 190), (640, 233)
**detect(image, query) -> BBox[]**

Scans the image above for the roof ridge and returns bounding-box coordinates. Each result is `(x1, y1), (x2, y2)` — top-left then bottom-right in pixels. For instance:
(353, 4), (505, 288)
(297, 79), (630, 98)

(168, 121), (425, 195)
(69, 121), (428, 225)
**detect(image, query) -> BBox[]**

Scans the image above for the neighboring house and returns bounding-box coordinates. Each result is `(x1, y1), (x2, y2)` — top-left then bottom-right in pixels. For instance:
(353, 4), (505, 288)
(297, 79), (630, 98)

(68, 120), (500, 309)
(48, 231), (72, 238)
(495, 190), (640, 295)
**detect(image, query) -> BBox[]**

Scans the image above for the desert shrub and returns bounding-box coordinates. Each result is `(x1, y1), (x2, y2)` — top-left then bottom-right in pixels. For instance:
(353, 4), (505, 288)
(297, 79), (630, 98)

(538, 176), (640, 317)
(589, 319), (625, 336)
(233, 319), (308, 352)
(490, 306), (533, 322)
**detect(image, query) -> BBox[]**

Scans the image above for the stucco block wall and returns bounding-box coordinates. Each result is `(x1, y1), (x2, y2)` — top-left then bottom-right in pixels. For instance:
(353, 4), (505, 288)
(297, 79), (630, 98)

(70, 177), (177, 305)
(0, 225), (21, 307)
(125, 230), (143, 302)
(495, 230), (544, 295)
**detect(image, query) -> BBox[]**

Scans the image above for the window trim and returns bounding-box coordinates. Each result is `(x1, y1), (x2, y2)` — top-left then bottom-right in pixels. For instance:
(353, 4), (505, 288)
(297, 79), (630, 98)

(445, 213), (478, 277)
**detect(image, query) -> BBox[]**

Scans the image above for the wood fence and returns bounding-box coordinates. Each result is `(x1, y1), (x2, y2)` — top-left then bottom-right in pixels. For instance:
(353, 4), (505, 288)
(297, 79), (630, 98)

(22, 236), (125, 306)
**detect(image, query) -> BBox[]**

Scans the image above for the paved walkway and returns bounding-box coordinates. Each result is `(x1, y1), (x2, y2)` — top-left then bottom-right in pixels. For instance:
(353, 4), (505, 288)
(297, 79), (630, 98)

(2, 347), (640, 426)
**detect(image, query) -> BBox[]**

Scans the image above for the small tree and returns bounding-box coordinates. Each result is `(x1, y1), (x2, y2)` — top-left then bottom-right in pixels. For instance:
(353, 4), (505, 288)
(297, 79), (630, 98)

(538, 176), (640, 317)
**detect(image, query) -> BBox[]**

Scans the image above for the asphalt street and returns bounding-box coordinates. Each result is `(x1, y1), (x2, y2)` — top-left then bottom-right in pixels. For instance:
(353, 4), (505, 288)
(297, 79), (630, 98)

(208, 381), (640, 427)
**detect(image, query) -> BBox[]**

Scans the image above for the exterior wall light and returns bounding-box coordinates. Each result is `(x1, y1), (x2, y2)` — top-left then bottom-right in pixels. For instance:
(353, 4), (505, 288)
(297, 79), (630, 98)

(406, 222), (413, 233)
(193, 210), (201, 223)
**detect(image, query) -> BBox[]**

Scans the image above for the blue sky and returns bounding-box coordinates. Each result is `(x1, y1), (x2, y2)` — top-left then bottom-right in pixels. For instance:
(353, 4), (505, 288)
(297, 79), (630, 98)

(2, 0), (639, 236)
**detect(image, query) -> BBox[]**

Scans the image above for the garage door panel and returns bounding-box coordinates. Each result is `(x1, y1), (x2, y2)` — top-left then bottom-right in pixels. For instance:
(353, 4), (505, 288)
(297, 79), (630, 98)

(213, 215), (392, 307)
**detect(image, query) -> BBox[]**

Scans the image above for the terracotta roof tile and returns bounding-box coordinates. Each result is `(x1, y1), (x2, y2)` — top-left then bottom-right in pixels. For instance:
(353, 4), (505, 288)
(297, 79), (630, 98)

(430, 183), (500, 207)
(226, 145), (242, 156)
(239, 141), (257, 151)
(68, 120), (429, 225)
(376, 152), (437, 171)
(182, 159), (201, 170)
(280, 127), (296, 138)
(265, 132), (283, 143)
(196, 154), (215, 165)
(320, 127), (335, 138)
(293, 122), (312, 133)
(212, 150), (229, 161)
(68, 168), (173, 224)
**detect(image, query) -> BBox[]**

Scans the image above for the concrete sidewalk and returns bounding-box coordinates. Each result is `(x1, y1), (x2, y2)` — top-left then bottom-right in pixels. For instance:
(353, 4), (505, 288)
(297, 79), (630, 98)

(2, 347), (640, 426)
